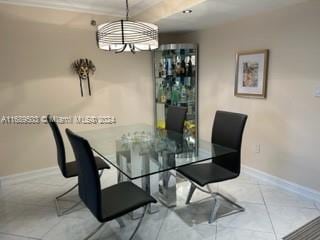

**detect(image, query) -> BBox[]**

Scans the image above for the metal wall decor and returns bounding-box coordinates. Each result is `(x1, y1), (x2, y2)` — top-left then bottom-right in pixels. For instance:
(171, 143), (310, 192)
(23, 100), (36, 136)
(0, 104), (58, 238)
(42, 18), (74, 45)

(72, 59), (95, 97)
(96, 0), (158, 54)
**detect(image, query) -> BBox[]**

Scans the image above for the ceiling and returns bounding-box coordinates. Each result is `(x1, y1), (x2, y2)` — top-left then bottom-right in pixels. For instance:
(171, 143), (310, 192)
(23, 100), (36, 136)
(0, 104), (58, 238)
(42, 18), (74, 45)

(0, 0), (164, 16)
(156, 0), (308, 32)
(0, 0), (309, 31)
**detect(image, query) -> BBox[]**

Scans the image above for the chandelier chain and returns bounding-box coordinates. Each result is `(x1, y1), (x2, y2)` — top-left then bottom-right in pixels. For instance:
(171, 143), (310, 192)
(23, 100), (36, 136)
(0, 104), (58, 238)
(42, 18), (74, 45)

(126, 0), (129, 20)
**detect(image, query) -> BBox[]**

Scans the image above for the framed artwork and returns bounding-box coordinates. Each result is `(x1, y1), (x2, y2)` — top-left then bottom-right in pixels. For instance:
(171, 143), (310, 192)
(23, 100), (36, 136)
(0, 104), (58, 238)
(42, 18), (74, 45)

(235, 49), (269, 98)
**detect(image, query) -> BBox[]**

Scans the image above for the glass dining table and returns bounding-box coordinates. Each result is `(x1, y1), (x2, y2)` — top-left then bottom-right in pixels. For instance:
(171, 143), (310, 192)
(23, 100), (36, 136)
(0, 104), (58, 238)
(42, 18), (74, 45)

(78, 123), (236, 210)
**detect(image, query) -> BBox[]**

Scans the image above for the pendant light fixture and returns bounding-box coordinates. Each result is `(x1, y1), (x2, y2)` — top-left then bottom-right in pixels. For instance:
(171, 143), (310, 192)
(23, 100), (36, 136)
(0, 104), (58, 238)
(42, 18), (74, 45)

(96, 0), (159, 54)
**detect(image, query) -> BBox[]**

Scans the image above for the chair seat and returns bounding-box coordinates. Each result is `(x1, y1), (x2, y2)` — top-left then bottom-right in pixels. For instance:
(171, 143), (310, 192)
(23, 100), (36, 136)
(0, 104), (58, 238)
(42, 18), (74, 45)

(177, 162), (238, 187)
(100, 182), (157, 222)
(65, 156), (110, 178)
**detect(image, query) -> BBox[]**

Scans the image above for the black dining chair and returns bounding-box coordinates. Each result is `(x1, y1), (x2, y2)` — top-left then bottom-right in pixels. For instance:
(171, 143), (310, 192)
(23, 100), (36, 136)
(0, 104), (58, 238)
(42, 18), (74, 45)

(47, 115), (110, 216)
(177, 110), (248, 223)
(66, 129), (157, 240)
(165, 105), (187, 133)
(162, 106), (187, 189)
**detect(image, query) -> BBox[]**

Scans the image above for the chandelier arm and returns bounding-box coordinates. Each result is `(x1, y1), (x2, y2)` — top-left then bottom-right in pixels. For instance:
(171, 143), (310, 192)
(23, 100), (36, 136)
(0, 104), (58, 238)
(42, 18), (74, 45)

(129, 44), (136, 54)
(115, 44), (128, 54)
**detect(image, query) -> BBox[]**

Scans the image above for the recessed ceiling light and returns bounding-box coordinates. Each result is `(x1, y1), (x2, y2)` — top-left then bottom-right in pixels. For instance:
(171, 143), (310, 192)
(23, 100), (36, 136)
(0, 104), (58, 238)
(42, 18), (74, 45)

(182, 9), (192, 14)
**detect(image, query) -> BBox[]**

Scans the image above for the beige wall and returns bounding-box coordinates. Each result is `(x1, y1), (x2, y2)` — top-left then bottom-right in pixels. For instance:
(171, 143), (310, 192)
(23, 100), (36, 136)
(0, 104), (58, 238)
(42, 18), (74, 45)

(0, 4), (153, 176)
(163, 0), (320, 191)
(1, 1), (320, 193)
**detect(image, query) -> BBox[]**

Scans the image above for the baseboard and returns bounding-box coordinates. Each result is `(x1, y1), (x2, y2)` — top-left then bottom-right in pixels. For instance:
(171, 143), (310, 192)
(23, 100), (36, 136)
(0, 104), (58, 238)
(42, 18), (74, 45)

(242, 165), (320, 203)
(0, 166), (59, 186)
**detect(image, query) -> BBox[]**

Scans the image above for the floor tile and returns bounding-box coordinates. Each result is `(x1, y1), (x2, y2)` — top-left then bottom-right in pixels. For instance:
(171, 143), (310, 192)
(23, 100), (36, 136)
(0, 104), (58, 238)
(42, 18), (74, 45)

(0, 205), (61, 239)
(176, 181), (216, 206)
(260, 185), (316, 208)
(157, 219), (216, 240)
(174, 199), (217, 225)
(216, 226), (276, 240)
(232, 173), (260, 185)
(2, 168), (320, 240)
(27, 173), (73, 187)
(0, 182), (64, 208)
(43, 215), (100, 240)
(314, 201), (320, 210)
(218, 181), (264, 204)
(98, 206), (168, 240)
(217, 202), (274, 233)
(267, 205), (320, 239)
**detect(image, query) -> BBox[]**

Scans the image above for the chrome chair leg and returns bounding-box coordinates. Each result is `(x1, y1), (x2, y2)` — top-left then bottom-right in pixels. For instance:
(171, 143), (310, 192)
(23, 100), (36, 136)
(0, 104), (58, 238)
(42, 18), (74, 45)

(56, 183), (78, 199)
(55, 170), (105, 217)
(215, 192), (245, 212)
(57, 200), (82, 217)
(83, 206), (147, 240)
(129, 206), (148, 240)
(55, 183), (80, 217)
(182, 180), (245, 223)
(84, 223), (106, 240)
(116, 218), (126, 228)
(186, 183), (196, 204)
(209, 197), (220, 224)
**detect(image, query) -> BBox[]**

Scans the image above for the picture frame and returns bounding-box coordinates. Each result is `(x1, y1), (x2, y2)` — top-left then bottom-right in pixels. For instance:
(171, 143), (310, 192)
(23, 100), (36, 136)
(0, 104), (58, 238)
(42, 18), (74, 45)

(235, 49), (269, 98)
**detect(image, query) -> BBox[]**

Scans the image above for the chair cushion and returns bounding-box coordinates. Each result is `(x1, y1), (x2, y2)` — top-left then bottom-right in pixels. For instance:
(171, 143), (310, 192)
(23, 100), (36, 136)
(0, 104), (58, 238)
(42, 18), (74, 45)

(65, 156), (110, 178)
(100, 182), (157, 222)
(177, 162), (238, 187)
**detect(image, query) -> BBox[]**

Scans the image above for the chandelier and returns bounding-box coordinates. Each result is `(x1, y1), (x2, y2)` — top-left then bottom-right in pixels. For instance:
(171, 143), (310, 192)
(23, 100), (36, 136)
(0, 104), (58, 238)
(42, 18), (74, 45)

(96, 0), (159, 53)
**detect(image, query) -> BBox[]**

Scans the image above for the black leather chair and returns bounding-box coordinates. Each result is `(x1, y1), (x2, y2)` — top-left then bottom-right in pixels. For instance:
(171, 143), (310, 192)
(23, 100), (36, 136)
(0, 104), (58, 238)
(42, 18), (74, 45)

(66, 129), (157, 240)
(165, 106), (187, 133)
(177, 110), (248, 223)
(47, 115), (110, 216)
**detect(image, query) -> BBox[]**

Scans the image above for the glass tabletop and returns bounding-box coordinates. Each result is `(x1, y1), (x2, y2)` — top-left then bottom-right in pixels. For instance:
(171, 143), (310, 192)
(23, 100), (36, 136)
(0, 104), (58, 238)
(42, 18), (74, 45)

(78, 124), (237, 180)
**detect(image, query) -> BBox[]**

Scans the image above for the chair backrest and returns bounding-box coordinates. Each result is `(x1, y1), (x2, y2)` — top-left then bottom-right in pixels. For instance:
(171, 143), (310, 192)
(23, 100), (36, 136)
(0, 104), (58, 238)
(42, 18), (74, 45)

(47, 115), (67, 177)
(165, 106), (187, 133)
(211, 111), (248, 174)
(66, 129), (102, 220)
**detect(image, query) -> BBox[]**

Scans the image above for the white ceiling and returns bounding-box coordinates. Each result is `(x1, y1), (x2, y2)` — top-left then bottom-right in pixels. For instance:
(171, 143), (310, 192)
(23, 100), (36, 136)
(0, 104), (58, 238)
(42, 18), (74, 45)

(0, 0), (163, 16)
(156, 0), (308, 32)
(0, 0), (309, 31)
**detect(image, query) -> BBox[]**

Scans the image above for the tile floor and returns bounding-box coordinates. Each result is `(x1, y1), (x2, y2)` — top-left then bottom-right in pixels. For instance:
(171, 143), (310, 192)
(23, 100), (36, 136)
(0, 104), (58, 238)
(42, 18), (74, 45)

(0, 168), (319, 240)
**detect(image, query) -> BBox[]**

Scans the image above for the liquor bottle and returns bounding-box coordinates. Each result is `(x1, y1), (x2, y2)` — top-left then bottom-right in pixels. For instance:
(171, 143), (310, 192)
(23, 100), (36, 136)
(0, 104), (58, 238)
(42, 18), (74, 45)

(157, 83), (163, 102)
(188, 58), (193, 76)
(166, 85), (171, 103)
(159, 62), (163, 78)
(187, 87), (193, 115)
(180, 85), (187, 104)
(171, 81), (180, 106)
(167, 58), (173, 76)
(175, 62), (181, 76)
(161, 87), (167, 103)
(181, 59), (186, 77)
(158, 83), (167, 103)
(188, 102), (193, 115)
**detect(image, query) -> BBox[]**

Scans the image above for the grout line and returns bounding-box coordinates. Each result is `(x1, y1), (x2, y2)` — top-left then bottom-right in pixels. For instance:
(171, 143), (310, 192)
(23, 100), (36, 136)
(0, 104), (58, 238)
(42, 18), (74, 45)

(258, 183), (278, 240)
(0, 232), (41, 240)
(214, 184), (219, 240)
(214, 224), (218, 240)
(213, 224), (275, 234)
(40, 216), (64, 239)
(155, 208), (169, 240)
